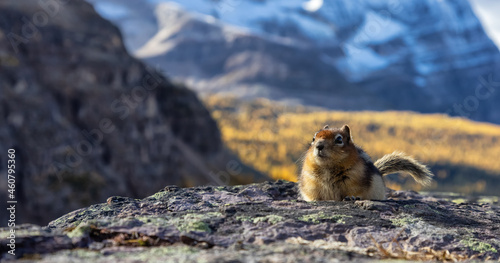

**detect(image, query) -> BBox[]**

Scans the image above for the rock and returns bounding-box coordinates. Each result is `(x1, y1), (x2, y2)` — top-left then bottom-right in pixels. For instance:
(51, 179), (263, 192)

(1, 180), (498, 262)
(0, 0), (266, 226)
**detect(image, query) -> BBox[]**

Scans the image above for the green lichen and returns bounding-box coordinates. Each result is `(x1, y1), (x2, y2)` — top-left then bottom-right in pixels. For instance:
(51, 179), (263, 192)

(148, 190), (169, 200)
(451, 198), (468, 205)
(298, 212), (351, 224)
(171, 212), (222, 233)
(477, 196), (499, 204)
(389, 215), (420, 227)
(403, 204), (417, 209)
(49, 216), (71, 228)
(66, 222), (93, 239)
(237, 215), (284, 224)
(253, 215), (284, 224)
(180, 221), (211, 233)
(461, 238), (498, 253)
(236, 215), (252, 222)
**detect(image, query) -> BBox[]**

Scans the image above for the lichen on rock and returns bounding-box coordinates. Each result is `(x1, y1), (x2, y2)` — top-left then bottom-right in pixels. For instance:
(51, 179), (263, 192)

(1, 180), (499, 262)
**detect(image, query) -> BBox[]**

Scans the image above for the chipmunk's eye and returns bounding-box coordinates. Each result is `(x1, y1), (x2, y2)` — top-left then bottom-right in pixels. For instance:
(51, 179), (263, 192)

(335, 135), (343, 145)
(312, 132), (319, 142)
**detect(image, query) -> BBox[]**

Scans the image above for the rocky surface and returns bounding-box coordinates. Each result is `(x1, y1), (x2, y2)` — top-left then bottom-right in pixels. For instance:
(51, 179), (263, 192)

(0, 0), (266, 226)
(89, 0), (500, 123)
(1, 180), (498, 262)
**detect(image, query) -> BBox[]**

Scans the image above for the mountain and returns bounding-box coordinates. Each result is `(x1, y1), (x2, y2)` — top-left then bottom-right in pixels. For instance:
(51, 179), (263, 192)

(88, 0), (500, 123)
(0, 0), (266, 226)
(469, 0), (500, 47)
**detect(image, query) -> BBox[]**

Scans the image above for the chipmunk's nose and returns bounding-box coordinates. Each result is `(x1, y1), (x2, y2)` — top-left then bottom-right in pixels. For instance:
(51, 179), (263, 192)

(316, 144), (324, 151)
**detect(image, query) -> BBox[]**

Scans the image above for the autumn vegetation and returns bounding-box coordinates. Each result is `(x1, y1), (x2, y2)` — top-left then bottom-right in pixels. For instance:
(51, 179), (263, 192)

(204, 95), (500, 196)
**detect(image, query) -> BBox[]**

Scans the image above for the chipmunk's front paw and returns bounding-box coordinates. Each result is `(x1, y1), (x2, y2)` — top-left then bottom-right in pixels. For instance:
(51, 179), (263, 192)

(343, 196), (361, 201)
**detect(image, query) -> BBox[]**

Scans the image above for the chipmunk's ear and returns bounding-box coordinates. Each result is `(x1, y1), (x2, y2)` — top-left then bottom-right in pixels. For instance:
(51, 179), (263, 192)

(341, 125), (351, 140)
(323, 125), (329, 130)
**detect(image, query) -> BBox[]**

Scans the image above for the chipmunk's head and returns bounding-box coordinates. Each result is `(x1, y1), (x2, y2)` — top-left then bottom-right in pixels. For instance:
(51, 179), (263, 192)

(309, 124), (354, 165)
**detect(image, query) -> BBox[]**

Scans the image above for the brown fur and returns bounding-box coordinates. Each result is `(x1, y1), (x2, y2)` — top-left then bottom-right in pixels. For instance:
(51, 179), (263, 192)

(299, 125), (433, 201)
(374, 151), (433, 186)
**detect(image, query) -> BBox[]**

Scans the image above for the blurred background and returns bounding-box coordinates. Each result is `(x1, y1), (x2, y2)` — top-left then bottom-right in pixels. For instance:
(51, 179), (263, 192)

(0, 0), (499, 226)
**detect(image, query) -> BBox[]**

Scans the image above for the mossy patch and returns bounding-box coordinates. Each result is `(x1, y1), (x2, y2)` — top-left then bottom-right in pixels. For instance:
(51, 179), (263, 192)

(215, 186), (226, 191)
(178, 221), (211, 233)
(476, 196), (499, 204)
(403, 204), (421, 210)
(49, 203), (116, 229)
(148, 190), (170, 200)
(236, 215), (252, 222)
(389, 215), (421, 227)
(171, 212), (222, 233)
(451, 198), (468, 205)
(253, 215), (284, 224)
(238, 215), (284, 224)
(298, 212), (351, 224)
(461, 238), (498, 253)
(67, 222), (94, 239)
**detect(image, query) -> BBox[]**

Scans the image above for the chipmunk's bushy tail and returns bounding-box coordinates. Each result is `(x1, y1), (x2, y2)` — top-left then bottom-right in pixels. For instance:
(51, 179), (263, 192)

(374, 151), (433, 186)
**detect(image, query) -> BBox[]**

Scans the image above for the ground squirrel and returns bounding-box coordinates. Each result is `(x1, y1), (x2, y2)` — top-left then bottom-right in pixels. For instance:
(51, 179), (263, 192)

(299, 125), (433, 201)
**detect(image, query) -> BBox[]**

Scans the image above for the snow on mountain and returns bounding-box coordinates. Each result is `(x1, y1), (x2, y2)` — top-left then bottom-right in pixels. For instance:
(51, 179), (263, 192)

(469, 0), (500, 48)
(91, 0), (498, 79)
(157, 0), (338, 44)
(86, 0), (500, 123)
(303, 0), (323, 12)
(353, 11), (407, 45)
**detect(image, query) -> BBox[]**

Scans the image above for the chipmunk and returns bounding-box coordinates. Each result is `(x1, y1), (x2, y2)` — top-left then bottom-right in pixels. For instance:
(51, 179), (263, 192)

(299, 125), (433, 201)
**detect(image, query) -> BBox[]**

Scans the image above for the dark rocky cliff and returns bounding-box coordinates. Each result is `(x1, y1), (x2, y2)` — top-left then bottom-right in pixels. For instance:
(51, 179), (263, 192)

(1, 181), (498, 262)
(0, 0), (266, 226)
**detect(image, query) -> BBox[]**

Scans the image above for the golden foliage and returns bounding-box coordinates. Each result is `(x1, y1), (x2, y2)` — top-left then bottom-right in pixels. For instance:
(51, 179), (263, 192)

(203, 95), (500, 195)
